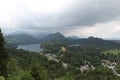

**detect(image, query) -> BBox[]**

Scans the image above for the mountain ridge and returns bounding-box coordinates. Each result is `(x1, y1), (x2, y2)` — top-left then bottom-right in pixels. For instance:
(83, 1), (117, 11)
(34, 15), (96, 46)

(5, 32), (120, 49)
(5, 33), (39, 45)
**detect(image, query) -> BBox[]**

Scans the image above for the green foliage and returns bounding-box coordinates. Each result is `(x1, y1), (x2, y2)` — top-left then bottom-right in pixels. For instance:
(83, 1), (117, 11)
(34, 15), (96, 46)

(41, 41), (65, 53)
(55, 67), (120, 80)
(5, 47), (120, 80)
(83, 67), (120, 80)
(5, 34), (39, 45)
(45, 61), (65, 79)
(5, 43), (18, 49)
(0, 76), (5, 80)
(7, 58), (23, 80)
(3, 31), (120, 80)
(102, 49), (120, 55)
(19, 71), (34, 80)
(7, 48), (34, 69)
(0, 29), (8, 79)
(73, 37), (120, 49)
(115, 64), (120, 74)
(55, 72), (74, 80)
(41, 32), (67, 45)
(61, 51), (84, 67)
(30, 57), (49, 80)
(7, 58), (22, 79)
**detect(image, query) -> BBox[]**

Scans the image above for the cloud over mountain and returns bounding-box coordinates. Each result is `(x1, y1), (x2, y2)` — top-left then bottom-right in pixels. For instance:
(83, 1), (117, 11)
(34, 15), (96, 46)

(0, 0), (120, 39)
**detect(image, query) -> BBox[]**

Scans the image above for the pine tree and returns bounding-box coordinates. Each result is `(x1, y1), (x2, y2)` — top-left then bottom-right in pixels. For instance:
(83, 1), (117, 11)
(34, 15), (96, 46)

(0, 28), (8, 79)
(30, 56), (49, 80)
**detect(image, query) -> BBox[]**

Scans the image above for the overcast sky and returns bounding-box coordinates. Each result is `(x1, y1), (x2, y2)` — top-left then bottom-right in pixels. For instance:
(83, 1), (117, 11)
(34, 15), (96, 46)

(0, 0), (120, 39)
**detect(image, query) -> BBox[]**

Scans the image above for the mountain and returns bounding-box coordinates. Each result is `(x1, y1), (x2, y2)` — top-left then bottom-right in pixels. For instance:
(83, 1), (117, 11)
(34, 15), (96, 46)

(5, 34), (39, 45)
(31, 32), (49, 39)
(68, 36), (120, 49)
(41, 32), (67, 43)
(41, 33), (120, 49)
(11, 31), (49, 39)
(8, 32), (120, 49)
(67, 35), (80, 39)
(112, 40), (120, 43)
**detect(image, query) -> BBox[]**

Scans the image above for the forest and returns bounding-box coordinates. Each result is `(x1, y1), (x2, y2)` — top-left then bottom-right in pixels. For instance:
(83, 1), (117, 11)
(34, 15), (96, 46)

(1, 29), (120, 80)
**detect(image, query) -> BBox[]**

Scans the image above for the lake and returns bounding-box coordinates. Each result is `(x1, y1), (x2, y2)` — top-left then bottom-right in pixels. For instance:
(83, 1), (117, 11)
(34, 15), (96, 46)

(18, 43), (42, 52)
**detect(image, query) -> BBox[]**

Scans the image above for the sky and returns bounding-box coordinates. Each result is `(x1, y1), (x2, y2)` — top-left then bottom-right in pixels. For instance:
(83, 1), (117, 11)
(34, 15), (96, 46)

(0, 0), (120, 39)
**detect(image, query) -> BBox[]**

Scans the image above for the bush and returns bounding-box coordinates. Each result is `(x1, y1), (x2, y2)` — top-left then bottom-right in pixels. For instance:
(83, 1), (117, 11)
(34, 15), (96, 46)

(0, 76), (5, 80)
(19, 71), (34, 80)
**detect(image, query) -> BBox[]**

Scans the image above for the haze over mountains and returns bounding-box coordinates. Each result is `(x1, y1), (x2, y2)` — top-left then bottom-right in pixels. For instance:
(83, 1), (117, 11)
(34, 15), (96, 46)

(1, 0), (120, 40)
(5, 32), (120, 49)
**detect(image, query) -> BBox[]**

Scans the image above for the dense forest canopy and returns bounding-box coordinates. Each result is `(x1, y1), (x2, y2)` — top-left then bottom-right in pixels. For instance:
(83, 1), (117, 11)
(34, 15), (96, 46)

(0, 29), (120, 80)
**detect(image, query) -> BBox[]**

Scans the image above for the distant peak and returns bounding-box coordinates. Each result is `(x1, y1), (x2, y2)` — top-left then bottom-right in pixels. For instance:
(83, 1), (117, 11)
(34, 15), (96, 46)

(88, 36), (94, 39)
(50, 32), (64, 37)
(55, 32), (62, 35)
(88, 36), (103, 40)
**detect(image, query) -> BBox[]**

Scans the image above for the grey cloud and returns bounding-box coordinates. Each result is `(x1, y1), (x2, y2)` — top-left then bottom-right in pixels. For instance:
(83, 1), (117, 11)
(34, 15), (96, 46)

(56, 0), (120, 27)
(15, 0), (120, 33)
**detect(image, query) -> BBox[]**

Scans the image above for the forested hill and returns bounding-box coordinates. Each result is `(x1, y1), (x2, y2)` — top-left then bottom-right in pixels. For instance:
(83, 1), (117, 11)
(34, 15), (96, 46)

(4, 32), (120, 49)
(5, 34), (39, 45)
(68, 37), (120, 49)
(41, 32), (67, 43)
(41, 33), (120, 49)
(1, 29), (120, 80)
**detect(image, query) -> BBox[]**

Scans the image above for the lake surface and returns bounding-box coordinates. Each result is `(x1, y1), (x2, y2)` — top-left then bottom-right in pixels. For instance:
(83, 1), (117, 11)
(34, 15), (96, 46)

(18, 43), (42, 52)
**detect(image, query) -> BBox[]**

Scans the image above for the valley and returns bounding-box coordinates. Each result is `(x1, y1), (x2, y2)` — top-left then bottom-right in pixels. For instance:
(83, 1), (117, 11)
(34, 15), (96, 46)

(0, 0), (120, 80)
(2, 32), (120, 80)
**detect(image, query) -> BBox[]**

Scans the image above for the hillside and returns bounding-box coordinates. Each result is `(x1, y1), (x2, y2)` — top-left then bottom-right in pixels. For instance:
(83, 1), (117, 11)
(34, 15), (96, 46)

(102, 49), (120, 55)
(74, 37), (120, 49)
(5, 34), (39, 45)
(41, 32), (67, 43)
(113, 40), (120, 43)
(1, 31), (120, 80)
(41, 33), (120, 49)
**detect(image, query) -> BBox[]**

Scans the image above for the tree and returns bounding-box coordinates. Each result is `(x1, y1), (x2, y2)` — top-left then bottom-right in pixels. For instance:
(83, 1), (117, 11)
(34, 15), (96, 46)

(41, 41), (65, 53)
(30, 57), (49, 80)
(19, 71), (34, 80)
(7, 58), (22, 80)
(0, 28), (8, 79)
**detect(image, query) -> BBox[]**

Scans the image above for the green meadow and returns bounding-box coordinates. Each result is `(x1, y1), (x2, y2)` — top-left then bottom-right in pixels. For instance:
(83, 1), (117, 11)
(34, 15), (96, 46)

(102, 49), (120, 55)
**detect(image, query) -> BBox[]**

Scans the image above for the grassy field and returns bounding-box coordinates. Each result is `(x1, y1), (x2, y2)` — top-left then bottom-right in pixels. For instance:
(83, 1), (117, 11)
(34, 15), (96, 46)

(102, 49), (120, 55)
